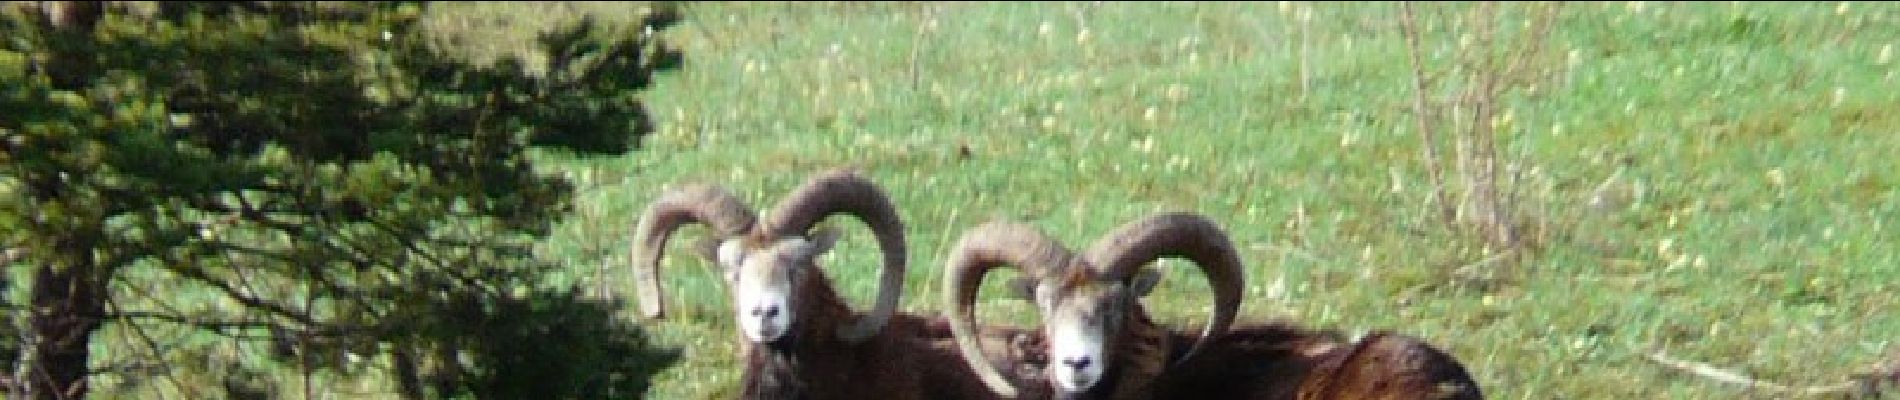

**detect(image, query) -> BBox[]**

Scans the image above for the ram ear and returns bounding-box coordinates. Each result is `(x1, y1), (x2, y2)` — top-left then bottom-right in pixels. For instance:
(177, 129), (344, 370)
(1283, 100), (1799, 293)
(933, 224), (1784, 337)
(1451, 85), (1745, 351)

(802, 226), (844, 257)
(1004, 276), (1039, 302)
(1129, 266), (1162, 298)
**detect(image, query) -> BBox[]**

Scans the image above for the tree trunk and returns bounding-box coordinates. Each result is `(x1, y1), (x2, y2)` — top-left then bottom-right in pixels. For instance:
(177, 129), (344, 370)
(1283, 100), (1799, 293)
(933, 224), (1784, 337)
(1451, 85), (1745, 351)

(25, 238), (106, 400)
(19, 3), (109, 399)
(392, 343), (425, 400)
(38, 1), (104, 89)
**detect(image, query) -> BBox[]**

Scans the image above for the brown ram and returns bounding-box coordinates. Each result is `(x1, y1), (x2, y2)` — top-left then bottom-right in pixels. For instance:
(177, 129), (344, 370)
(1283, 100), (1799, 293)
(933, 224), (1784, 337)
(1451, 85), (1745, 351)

(629, 168), (1046, 399)
(943, 212), (1483, 399)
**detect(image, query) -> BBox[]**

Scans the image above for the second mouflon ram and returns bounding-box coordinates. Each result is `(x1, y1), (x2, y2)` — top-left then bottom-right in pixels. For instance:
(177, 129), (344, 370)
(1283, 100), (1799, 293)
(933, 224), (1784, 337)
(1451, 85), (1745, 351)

(942, 212), (1485, 399)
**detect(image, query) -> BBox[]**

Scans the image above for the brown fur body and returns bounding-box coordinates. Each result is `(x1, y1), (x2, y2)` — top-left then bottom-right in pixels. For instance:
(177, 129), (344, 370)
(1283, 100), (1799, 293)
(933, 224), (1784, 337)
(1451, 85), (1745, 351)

(924, 311), (1480, 400)
(739, 267), (1052, 400)
(634, 170), (1026, 399)
(941, 214), (1482, 400)
(1145, 320), (1482, 400)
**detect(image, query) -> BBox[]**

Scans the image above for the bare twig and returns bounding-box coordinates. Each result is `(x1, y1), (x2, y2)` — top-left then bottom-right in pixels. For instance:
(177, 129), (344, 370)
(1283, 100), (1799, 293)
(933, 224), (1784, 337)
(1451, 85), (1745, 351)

(1457, 1), (1511, 251)
(1500, 2), (1565, 88)
(1498, 2), (1563, 253)
(1403, 1), (1551, 262)
(1397, 1), (1456, 224)
(1453, 247), (1517, 277)
(1297, 2), (1314, 101)
(1644, 350), (1891, 398)
(909, 4), (937, 93)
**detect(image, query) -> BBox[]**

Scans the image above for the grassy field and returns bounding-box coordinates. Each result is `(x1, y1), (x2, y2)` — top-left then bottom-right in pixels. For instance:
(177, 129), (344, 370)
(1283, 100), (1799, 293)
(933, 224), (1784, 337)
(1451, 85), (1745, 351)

(377, 1), (1900, 399)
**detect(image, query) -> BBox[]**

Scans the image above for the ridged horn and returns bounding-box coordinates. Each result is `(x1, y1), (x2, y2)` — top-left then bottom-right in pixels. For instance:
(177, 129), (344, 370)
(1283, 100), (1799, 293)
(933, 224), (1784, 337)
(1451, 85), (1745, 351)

(943, 221), (1078, 398)
(1080, 212), (1244, 367)
(629, 184), (758, 319)
(761, 168), (909, 342)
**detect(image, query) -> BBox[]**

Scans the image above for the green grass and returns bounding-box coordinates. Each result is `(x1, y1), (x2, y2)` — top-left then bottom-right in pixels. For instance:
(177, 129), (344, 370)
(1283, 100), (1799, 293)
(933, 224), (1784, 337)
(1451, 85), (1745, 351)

(107, 1), (1900, 398)
(519, 2), (1900, 399)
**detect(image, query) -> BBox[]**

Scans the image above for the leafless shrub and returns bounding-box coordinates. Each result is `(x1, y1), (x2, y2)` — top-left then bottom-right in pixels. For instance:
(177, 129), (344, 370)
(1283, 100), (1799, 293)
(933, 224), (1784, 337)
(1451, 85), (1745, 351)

(1397, 1), (1564, 276)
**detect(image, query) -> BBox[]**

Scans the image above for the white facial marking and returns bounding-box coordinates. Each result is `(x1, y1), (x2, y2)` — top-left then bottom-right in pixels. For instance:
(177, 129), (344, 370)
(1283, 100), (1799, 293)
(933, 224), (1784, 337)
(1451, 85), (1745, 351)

(722, 238), (805, 344)
(1040, 286), (1110, 394)
(733, 270), (792, 342)
(716, 240), (746, 271)
(1046, 313), (1105, 393)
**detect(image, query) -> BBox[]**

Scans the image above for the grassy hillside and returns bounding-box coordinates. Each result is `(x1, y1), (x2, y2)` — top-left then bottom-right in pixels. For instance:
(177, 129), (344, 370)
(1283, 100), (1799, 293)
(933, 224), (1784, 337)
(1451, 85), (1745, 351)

(308, 2), (1900, 398)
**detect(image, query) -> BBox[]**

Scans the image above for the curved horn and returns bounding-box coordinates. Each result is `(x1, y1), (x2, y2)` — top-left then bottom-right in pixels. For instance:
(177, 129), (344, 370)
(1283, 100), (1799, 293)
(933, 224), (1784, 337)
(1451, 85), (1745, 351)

(761, 168), (909, 342)
(1080, 212), (1244, 367)
(942, 221), (1078, 398)
(629, 184), (758, 319)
